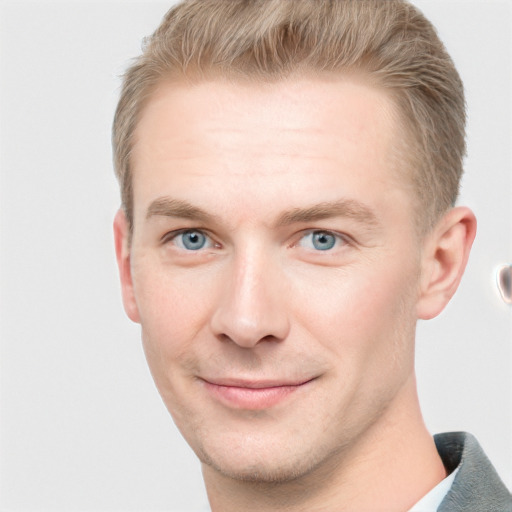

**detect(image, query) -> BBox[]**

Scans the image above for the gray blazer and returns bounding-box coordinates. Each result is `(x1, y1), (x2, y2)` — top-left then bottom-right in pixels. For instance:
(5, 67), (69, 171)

(435, 432), (512, 511)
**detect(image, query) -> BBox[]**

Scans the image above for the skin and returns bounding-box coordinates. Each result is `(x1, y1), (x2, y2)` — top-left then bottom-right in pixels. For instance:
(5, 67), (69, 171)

(114, 76), (476, 511)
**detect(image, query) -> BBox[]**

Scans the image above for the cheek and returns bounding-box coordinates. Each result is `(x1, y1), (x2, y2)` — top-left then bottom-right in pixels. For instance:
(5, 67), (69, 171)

(131, 262), (218, 415)
(133, 258), (218, 341)
(289, 262), (418, 363)
(130, 258), (224, 397)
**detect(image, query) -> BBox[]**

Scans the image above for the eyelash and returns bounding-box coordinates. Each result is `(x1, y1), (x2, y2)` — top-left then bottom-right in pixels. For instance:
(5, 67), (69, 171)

(293, 230), (350, 252)
(161, 229), (217, 250)
(162, 228), (351, 253)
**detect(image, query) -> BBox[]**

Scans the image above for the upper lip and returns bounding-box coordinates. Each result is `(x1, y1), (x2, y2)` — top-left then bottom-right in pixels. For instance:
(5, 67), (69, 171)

(200, 377), (316, 389)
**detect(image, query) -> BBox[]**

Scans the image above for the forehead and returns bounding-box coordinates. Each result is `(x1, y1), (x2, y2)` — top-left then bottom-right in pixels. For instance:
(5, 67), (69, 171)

(130, 76), (412, 228)
(134, 75), (398, 158)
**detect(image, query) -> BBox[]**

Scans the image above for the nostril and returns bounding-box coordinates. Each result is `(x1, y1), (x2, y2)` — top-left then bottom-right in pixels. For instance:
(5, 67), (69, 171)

(216, 332), (281, 347)
(261, 334), (279, 343)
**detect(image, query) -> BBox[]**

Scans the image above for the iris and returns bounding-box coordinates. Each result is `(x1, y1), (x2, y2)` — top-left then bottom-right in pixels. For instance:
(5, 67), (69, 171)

(312, 231), (336, 251)
(180, 230), (207, 250)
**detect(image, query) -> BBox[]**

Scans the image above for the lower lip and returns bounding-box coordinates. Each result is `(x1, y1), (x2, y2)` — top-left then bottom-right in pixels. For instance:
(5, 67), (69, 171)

(203, 381), (309, 410)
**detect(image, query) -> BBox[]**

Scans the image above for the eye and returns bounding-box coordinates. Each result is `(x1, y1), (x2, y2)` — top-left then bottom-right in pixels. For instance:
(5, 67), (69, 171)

(297, 230), (345, 251)
(167, 229), (214, 251)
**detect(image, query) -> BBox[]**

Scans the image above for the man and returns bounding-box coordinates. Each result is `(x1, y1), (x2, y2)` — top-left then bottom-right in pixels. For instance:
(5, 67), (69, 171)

(112, 0), (512, 510)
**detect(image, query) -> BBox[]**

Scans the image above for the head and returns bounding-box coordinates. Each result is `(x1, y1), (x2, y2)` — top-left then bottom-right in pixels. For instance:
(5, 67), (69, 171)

(113, 0), (466, 236)
(112, 0), (476, 496)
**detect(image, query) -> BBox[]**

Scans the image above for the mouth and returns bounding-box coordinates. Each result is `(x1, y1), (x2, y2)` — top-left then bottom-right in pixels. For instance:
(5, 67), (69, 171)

(200, 377), (316, 410)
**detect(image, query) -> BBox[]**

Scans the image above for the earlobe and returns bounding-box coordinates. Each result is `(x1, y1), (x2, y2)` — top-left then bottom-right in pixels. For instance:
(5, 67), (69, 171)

(416, 207), (477, 320)
(113, 209), (141, 323)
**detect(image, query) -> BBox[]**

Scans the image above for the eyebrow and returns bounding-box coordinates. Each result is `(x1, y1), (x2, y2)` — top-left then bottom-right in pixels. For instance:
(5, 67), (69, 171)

(146, 197), (218, 223)
(146, 196), (380, 230)
(274, 199), (380, 229)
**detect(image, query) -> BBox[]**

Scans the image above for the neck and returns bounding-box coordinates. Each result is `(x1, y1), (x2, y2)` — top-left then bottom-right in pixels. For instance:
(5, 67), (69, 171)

(203, 374), (446, 512)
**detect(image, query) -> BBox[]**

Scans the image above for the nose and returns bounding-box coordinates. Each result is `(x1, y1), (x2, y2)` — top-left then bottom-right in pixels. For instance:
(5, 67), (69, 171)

(210, 247), (290, 348)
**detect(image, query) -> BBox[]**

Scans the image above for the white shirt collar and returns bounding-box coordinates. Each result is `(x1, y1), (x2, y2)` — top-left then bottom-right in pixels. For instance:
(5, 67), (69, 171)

(408, 467), (459, 512)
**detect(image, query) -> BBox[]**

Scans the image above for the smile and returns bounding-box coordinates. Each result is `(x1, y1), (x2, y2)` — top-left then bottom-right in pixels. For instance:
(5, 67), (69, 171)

(201, 378), (315, 410)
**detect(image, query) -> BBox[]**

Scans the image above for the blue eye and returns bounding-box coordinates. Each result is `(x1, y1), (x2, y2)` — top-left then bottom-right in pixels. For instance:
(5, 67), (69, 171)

(174, 230), (210, 250)
(311, 231), (336, 250)
(299, 230), (341, 251)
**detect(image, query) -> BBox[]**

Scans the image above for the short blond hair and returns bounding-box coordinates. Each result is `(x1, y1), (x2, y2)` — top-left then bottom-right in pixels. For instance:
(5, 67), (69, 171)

(113, 0), (465, 233)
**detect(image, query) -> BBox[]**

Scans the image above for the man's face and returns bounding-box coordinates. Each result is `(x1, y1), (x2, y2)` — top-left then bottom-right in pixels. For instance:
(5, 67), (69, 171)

(121, 76), (425, 482)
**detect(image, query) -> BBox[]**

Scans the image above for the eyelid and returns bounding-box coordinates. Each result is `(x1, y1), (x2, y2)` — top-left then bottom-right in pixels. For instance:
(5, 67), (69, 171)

(161, 228), (218, 248)
(293, 229), (352, 248)
(160, 227), (353, 250)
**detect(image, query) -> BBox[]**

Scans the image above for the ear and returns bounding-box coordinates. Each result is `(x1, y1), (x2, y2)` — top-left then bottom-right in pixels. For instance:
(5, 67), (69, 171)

(416, 206), (477, 320)
(113, 209), (141, 323)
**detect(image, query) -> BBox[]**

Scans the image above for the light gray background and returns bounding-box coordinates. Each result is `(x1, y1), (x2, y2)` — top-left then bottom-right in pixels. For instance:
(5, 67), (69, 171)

(0, 1), (510, 510)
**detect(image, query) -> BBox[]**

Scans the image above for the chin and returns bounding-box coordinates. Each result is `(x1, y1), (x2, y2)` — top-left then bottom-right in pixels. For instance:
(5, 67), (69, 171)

(194, 428), (337, 485)
(201, 451), (317, 484)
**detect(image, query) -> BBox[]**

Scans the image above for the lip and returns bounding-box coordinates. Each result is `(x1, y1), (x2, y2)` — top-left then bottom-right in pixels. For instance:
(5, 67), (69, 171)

(201, 377), (315, 410)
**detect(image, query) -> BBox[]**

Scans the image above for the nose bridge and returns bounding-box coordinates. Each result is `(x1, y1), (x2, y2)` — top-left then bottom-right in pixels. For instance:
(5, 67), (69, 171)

(210, 241), (289, 347)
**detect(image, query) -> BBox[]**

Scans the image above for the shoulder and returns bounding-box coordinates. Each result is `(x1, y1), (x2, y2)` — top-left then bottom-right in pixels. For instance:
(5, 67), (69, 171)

(435, 432), (512, 512)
